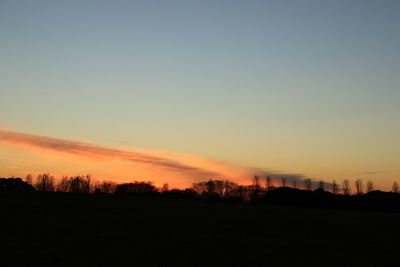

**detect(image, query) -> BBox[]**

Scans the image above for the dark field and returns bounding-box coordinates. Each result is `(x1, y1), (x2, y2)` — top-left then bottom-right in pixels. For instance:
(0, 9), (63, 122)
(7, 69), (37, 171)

(1, 193), (399, 266)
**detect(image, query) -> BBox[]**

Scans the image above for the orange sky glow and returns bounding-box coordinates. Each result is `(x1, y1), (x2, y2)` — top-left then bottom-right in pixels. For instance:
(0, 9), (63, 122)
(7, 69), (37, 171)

(0, 129), (257, 188)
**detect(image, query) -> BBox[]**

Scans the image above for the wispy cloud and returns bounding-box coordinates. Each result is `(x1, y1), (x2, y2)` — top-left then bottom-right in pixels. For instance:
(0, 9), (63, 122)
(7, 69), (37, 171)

(0, 129), (307, 187)
(0, 129), (220, 178)
(255, 168), (305, 181)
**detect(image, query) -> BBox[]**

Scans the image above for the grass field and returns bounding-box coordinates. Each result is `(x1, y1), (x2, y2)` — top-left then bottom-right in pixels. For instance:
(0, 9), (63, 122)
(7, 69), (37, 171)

(1, 192), (399, 266)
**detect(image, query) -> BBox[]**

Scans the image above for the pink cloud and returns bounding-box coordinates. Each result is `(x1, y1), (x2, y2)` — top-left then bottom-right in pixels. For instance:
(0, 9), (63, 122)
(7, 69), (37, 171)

(0, 129), (233, 179)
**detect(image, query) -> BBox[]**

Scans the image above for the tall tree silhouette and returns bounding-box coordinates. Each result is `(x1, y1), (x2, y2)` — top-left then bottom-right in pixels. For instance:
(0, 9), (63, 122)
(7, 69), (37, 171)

(281, 177), (287, 187)
(56, 175), (92, 193)
(100, 181), (117, 193)
(250, 175), (262, 200)
(221, 180), (239, 198)
(161, 183), (169, 192)
(25, 174), (33, 185)
(265, 176), (274, 190)
(366, 181), (374, 193)
(355, 179), (364, 195)
(70, 175), (91, 193)
(57, 176), (69, 192)
(252, 175), (261, 190)
(35, 173), (55, 192)
(304, 178), (312, 191)
(192, 179), (238, 198)
(332, 180), (338, 194)
(318, 180), (325, 191)
(392, 182), (399, 193)
(342, 179), (351, 195)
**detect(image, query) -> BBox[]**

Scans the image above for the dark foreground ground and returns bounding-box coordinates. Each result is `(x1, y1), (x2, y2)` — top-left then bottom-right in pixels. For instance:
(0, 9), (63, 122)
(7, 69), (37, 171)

(1, 192), (399, 266)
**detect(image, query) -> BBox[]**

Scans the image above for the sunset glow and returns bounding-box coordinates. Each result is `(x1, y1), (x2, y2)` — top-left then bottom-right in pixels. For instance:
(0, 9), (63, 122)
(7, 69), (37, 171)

(1, 1), (399, 191)
(0, 129), (257, 188)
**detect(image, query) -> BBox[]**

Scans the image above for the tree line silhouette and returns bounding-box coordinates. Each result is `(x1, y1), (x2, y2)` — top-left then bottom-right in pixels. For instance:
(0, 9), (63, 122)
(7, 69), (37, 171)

(1, 174), (400, 211)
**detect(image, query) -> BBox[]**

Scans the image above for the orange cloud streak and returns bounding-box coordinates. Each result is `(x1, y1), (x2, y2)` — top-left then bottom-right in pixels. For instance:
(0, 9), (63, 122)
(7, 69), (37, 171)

(0, 129), (250, 186)
(0, 129), (307, 188)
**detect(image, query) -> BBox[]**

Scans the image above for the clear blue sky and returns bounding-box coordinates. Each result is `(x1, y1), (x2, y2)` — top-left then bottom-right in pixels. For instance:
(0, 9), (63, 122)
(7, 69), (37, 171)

(1, 0), (399, 188)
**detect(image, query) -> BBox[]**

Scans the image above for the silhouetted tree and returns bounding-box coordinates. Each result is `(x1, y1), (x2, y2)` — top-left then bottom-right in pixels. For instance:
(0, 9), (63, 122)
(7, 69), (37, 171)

(355, 179), (364, 195)
(318, 180), (325, 191)
(193, 179), (238, 198)
(304, 178), (312, 191)
(115, 181), (156, 194)
(35, 173), (55, 192)
(221, 180), (239, 198)
(292, 180), (297, 188)
(281, 178), (287, 187)
(366, 181), (374, 193)
(56, 175), (92, 193)
(57, 175), (69, 192)
(342, 179), (351, 195)
(99, 180), (117, 194)
(192, 181), (207, 195)
(392, 182), (399, 193)
(69, 175), (91, 193)
(92, 180), (116, 194)
(332, 180), (338, 194)
(252, 175), (260, 189)
(229, 185), (251, 201)
(161, 183), (169, 192)
(213, 180), (225, 196)
(25, 174), (33, 185)
(265, 176), (274, 190)
(250, 175), (263, 200)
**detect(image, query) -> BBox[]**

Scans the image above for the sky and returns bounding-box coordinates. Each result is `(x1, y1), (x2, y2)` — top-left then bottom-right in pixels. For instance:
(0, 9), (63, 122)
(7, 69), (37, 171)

(1, 0), (399, 190)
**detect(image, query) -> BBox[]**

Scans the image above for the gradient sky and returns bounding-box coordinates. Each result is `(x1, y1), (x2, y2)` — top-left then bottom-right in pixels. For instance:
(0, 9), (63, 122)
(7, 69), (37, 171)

(1, 0), (399, 189)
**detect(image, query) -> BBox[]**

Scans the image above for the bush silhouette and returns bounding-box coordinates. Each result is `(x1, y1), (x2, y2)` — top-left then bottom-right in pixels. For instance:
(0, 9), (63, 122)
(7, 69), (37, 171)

(115, 182), (157, 195)
(0, 178), (35, 192)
